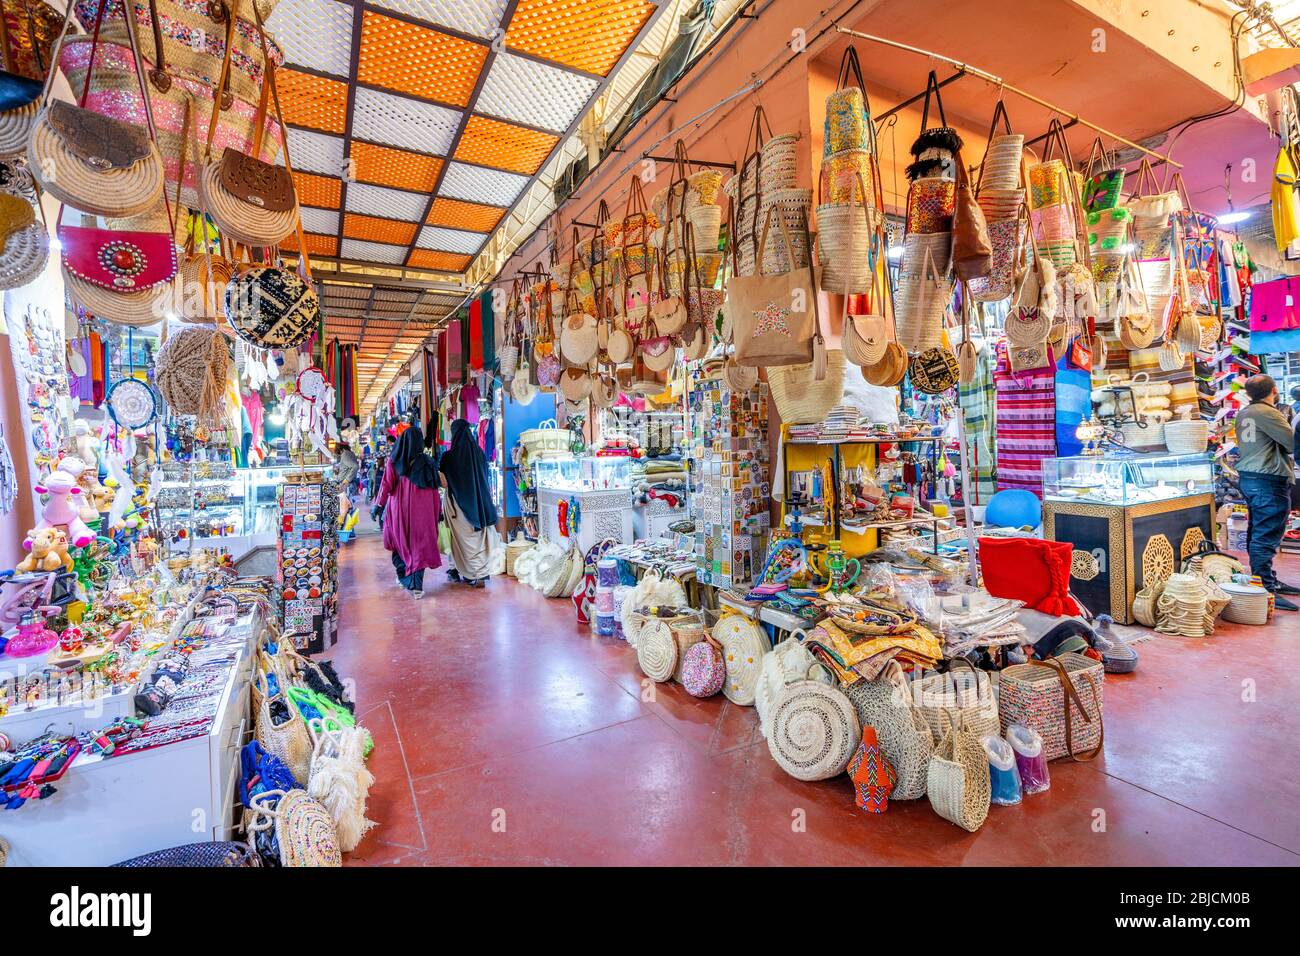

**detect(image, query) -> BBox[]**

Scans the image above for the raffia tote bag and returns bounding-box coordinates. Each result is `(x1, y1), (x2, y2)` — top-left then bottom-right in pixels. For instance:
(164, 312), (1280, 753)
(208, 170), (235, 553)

(816, 167), (876, 295)
(840, 661), (933, 800)
(926, 712), (991, 831)
(912, 659), (1000, 743)
(896, 245), (949, 353)
(842, 243), (891, 367)
(27, 1), (165, 219)
(998, 653), (1104, 761)
(729, 205), (818, 367)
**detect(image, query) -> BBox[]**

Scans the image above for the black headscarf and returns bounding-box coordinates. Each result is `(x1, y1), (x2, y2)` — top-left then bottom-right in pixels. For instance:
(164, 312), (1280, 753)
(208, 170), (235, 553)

(439, 419), (498, 530)
(392, 424), (438, 490)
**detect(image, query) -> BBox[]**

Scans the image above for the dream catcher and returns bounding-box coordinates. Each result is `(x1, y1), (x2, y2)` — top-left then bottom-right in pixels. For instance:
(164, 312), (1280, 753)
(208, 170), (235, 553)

(105, 329), (159, 429)
(282, 365), (339, 461)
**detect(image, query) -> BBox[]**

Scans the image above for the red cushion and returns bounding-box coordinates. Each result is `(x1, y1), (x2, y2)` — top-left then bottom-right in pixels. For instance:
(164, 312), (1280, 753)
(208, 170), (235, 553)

(978, 537), (1080, 616)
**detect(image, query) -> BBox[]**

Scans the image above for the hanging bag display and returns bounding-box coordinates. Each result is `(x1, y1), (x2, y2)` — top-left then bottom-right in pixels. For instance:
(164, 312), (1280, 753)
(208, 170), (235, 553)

(559, 229), (599, 364)
(27, 0), (164, 218)
(728, 204), (818, 367)
(1081, 136), (1125, 213)
(951, 148), (992, 280)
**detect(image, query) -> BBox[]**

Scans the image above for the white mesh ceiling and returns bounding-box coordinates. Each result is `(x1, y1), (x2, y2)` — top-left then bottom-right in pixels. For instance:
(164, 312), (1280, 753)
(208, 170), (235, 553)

(352, 88), (461, 155)
(416, 225), (485, 254)
(344, 181), (430, 220)
(299, 206), (340, 234)
(286, 129), (346, 177)
(265, 0), (354, 77)
(366, 0), (510, 39)
(341, 239), (409, 265)
(477, 52), (599, 133)
(439, 162), (529, 206)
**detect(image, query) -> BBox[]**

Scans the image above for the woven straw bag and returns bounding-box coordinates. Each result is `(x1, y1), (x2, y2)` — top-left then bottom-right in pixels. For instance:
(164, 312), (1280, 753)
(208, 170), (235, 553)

(253, 667), (311, 785)
(0, 221), (49, 290)
(840, 661), (933, 799)
(998, 653), (1104, 761)
(896, 245), (949, 353)
(713, 612), (771, 706)
(636, 618), (678, 683)
(755, 631), (825, 738)
(0, 98), (38, 160)
(768, 350), (845, 424)
(155, 325), (230, 421)
(768, 670), (861, 781)
(912, 659), (1000, 743)
(926, 712), (991, 831)
(247, 788), (341, 867)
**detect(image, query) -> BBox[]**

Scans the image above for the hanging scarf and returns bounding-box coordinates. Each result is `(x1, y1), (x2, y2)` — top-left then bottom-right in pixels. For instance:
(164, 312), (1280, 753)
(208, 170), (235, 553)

(439, 419), (498, 530)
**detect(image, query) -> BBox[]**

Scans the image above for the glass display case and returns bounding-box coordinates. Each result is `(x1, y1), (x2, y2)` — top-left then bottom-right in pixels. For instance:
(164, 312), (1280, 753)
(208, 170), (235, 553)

(536, 456), (633, 492)
(1042, 452), (1214, 505)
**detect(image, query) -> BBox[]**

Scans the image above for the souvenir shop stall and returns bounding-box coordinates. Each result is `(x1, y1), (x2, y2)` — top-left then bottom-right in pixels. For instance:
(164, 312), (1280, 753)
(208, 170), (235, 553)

(491, 10), (1296, 830)
(0, 0), (374, 866)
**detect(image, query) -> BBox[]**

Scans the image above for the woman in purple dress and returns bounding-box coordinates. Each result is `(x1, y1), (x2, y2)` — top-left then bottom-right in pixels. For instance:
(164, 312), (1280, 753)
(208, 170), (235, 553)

(374, 425), (442, 599)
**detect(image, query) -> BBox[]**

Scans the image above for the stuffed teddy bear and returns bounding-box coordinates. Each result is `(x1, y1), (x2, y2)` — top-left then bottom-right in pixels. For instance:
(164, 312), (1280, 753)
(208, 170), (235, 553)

(17, 527), (73, 572)
(25, 470), (95, 549)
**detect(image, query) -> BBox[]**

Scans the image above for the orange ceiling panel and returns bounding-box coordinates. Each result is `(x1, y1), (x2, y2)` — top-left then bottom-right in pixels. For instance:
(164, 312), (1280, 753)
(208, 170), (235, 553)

(358, 12), (488, 108)
(343, 214), (418, 245)
(408, 249), (472, 272)
(281, 232), (338, 257)
(277, 69), (348, 133)
(505, 0), (655, 76)
(453, 116), (558, 175)
(293, 171), (342, 209)
(350, 141), (443, 192)
(426, 197), (506, 232)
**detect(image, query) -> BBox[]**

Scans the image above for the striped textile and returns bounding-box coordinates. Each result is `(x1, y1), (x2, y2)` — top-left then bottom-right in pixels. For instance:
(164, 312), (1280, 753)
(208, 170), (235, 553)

(993, 340), (1057, 497)
(958, 345), (997, 504)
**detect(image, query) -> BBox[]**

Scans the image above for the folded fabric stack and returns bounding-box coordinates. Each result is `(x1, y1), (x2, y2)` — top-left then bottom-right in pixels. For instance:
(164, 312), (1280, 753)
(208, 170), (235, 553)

(803, 607), (944, 683)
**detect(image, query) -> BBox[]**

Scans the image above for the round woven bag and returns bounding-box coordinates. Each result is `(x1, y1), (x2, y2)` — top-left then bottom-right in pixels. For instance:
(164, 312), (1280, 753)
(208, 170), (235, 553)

(197, 160), (297, 246)
(713, 613), (771, 706)
(636, 619), (677, 683)
(558, 367), (592, 402)
(724, 359), (758, 392)
(155, 326), (230, 421)
(249, 789), (342, 867)
(767, 677), (861, 781)
(226, 266), (320, 349)
(27, 110), (165, 218)
(0, 100), (38, 161)
(0, 222), (49, 291)
(680, 639), (726, 698)
(64, 270), (176, 328)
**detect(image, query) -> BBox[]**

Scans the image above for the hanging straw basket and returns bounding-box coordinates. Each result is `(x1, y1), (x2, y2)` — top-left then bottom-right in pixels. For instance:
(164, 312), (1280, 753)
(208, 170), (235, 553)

(768, 351), (846, 424)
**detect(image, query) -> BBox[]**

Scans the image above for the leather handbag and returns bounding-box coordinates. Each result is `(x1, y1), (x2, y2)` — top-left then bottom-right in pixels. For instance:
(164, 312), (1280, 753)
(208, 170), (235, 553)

(198, 0), (296, 245)
(951, 149), (992, 280)
(729, 205), (818, 367)
(27, 0), (164, 218)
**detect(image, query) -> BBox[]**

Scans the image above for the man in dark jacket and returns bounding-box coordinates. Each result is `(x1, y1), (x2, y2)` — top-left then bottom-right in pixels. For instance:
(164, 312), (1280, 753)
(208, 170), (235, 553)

(1236, 374), (1298, 609)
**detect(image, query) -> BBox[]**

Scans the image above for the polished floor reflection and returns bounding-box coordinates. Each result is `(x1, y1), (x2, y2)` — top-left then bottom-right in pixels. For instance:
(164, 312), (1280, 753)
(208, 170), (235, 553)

(329, 532), (1300, 866)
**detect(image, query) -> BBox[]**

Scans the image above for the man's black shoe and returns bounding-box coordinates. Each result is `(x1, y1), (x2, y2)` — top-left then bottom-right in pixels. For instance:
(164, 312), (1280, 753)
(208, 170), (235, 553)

(1271, 594), (1299, 611)
(1270, 581), (1300, 595)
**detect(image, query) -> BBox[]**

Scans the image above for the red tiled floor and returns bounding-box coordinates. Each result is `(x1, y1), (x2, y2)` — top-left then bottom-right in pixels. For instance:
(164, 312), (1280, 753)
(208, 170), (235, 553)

(330, 533), (1300, 866)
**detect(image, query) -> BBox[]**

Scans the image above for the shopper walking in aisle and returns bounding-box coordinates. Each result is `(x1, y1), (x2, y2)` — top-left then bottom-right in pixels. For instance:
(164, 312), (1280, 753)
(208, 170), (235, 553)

(439, 418), (498, 588)
(1237, 374), (1299, 610)
(375, 424), (442, 599)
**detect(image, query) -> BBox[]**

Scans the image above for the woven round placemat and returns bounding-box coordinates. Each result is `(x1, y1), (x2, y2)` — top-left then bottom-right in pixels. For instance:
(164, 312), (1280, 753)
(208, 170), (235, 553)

(768, 679), (860, 781)
(0, 222), (49, 291)
(198, 160), (297, 247)
(636, 619), (677, 683)
(0, 100), (39, 160)
(27, 110), (164, 218)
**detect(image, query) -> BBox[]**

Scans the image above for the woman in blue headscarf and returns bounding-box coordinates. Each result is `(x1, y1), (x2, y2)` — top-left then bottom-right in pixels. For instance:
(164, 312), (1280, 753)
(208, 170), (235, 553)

(439, 419), (499, 587)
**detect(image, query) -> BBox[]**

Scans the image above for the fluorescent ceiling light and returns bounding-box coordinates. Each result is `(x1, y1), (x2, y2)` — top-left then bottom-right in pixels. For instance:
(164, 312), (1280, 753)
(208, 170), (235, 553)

(1218, 210), (1252, 224)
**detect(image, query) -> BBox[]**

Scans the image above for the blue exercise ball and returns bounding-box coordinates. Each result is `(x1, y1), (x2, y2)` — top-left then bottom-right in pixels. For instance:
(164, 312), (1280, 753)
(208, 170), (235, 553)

(985, 489), (1042, 529)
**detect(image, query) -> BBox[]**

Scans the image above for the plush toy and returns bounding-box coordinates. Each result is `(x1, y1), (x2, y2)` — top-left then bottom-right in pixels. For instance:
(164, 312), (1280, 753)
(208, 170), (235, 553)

(56, 456), (104, 524)
(26, 470), (95, 549)
(70, 421), (101, 473)
(17, 527), (73, 572)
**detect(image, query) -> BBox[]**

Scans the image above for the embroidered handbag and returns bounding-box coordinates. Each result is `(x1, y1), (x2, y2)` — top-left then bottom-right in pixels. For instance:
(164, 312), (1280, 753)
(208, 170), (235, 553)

(910, 344), (959, 394)
(60, 219), (178, 326)
(1081, 136), (1125, 213)
(226, 264), (320, 348)
(27, 1), (164, 218)
(729, 205), (818, 367)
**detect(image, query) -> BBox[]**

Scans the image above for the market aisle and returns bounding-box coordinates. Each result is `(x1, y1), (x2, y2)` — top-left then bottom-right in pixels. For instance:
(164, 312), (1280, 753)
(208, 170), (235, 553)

(329, 535), (1300, 867)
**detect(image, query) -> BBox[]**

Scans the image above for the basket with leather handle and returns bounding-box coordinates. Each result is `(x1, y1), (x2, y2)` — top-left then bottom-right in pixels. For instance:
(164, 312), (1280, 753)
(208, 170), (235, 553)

(997, 652), (1104, 762)
(197, 0), (295, 245)
(27, 0), (164, 218)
